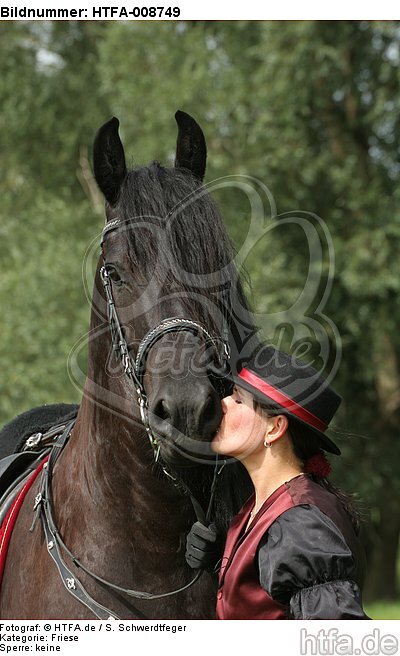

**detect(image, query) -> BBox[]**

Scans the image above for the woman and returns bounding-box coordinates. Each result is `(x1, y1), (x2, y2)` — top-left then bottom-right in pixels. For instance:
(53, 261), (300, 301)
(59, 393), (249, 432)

(186, 344), (369, 620)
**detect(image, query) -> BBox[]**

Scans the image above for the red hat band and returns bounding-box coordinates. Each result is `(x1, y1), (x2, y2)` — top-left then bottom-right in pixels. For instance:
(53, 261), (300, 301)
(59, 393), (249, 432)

(238, 368), (328, 433)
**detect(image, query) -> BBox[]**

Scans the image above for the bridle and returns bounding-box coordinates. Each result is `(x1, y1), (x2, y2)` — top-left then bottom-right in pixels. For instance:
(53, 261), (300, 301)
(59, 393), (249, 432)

(99, 217), (230, 470)
(33, 217), (231, 619)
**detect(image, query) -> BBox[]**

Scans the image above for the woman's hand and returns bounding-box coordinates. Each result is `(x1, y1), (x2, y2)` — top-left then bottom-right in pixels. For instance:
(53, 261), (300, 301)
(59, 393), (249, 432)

(185, 521), (220, 571)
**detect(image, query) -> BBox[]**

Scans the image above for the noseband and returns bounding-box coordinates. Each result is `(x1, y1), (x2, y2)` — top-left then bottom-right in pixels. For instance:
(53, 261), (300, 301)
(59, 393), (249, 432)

(100, 218), (230, 466)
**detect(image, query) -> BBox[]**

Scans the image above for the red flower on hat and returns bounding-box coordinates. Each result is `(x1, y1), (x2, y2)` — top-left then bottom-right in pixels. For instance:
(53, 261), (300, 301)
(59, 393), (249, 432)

(305, 452), (332, 478)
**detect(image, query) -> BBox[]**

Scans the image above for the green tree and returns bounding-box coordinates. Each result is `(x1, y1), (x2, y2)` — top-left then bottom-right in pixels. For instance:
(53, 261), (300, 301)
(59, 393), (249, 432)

(0, 23), (110, 420)
(248, 21), (400, 600)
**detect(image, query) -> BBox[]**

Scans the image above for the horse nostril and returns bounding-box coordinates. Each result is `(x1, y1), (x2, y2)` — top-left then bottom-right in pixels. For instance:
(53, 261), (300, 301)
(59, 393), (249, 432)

(153, 399), (171, 422)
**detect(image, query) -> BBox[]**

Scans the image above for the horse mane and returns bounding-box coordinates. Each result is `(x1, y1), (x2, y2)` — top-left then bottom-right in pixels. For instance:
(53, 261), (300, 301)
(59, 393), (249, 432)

(118, 162), (251, 333)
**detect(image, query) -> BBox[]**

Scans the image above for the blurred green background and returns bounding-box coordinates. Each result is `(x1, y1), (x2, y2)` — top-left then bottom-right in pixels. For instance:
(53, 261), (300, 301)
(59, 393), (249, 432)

(0, 21), (399, 617)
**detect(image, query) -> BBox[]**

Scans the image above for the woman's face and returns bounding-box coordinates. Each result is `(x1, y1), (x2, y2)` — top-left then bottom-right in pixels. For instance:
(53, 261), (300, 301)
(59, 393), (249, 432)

(211, 385), (267, 459)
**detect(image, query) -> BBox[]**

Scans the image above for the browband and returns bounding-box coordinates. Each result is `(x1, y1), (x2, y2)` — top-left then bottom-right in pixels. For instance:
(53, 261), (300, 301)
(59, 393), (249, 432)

(100, 218), (121, 245)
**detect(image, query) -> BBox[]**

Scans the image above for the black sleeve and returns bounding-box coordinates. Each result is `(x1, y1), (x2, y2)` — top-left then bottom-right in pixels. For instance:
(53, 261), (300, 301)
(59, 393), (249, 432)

(257, 505), (370, 619)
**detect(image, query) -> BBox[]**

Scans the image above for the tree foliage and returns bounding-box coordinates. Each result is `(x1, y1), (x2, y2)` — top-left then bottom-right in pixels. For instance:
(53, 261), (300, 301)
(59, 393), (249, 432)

(1, 20), (399, 601)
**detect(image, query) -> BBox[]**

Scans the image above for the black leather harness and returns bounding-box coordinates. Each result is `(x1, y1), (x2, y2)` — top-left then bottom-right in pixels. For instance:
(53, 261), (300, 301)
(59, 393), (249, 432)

(33, 419), (224, 619)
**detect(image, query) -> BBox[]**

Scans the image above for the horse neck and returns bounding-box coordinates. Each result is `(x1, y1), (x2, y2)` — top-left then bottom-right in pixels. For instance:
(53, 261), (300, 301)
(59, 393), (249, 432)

(51, 403), (194, 571)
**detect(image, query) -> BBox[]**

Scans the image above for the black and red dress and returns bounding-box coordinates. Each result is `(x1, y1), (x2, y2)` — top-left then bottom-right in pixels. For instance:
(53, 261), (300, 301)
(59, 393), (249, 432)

(216, 473), (369, 620)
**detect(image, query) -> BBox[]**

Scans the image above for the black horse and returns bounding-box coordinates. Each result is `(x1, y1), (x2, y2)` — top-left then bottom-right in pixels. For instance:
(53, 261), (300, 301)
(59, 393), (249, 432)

(0, 111), (254, 619)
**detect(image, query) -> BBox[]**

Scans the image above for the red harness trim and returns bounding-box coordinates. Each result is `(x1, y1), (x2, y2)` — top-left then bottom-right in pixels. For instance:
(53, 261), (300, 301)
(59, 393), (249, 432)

(238, 368), (328, 432)
(0, 456), (49, 586)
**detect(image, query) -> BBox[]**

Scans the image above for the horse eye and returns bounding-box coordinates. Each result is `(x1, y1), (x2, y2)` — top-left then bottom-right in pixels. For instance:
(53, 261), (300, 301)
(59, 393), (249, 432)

(106, 266), (123, 286)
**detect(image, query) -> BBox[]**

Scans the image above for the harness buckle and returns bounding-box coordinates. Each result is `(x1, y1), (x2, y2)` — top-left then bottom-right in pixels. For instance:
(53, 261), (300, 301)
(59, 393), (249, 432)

(25, 432), (43, 449)
(122, 353), (132, 374)
(33, 493), (42, 511)
(66, 578), (76, 590)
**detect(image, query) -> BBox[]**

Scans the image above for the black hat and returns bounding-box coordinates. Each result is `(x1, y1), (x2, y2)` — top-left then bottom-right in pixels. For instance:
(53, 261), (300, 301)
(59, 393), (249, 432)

(228, 344), (342, 455)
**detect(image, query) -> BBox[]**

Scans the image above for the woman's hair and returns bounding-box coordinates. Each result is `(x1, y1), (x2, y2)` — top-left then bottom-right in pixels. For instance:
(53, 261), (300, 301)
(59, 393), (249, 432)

(254, 400), (362, 533)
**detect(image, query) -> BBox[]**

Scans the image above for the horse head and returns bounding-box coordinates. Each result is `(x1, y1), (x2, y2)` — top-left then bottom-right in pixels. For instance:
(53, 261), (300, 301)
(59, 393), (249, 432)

(91, 111), (248, 469)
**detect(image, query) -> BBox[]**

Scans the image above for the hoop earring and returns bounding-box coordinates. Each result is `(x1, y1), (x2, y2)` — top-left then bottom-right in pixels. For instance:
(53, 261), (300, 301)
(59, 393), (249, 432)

(263, 439), (271, 448)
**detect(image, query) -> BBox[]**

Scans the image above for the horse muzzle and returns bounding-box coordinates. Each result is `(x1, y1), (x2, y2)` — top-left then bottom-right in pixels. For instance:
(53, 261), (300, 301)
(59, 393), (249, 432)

(148, 383), (222, 464)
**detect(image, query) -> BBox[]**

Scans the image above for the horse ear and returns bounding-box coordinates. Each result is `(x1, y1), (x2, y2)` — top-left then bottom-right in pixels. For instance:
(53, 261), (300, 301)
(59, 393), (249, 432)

(93, 117), (127, 207)
(174, 110), (207, 182)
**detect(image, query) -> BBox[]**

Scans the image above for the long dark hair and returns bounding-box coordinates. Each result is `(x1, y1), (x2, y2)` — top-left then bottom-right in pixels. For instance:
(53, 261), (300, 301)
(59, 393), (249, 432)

(255, 401), (362, 533)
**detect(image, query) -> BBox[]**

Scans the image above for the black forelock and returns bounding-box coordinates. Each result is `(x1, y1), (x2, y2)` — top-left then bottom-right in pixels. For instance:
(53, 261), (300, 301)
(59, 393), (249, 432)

(116, 162), (250, 333)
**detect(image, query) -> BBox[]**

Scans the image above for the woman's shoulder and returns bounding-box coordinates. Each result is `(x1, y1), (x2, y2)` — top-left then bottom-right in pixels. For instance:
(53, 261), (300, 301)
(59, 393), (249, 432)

(257, 504), (369, 618)
(264, 502), (349, 548)
(284, 474), (357, 540)
(258, 503), (357, 594)
(285, 472), (338, 507)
